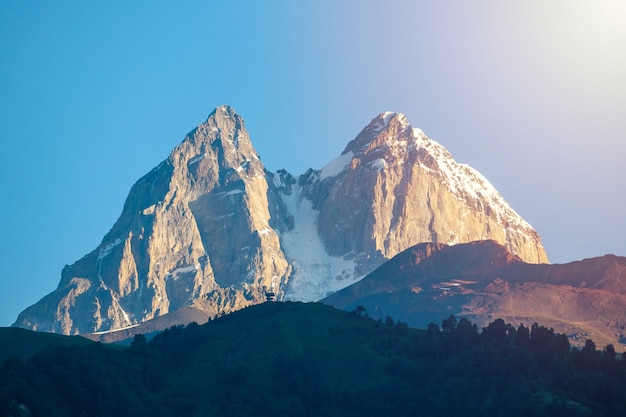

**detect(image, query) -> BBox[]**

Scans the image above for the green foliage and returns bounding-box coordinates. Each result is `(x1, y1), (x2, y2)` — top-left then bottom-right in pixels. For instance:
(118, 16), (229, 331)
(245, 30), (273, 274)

(2, 303), (626, 416)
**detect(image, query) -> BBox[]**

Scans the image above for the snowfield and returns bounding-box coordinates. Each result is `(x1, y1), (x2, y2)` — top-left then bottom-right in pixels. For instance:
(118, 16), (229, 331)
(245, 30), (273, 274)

(279, 180), (361, 302)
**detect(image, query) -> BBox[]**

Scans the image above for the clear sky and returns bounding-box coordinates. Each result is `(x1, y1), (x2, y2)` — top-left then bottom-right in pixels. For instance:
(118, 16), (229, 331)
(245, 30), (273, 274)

(1, 1), (625, 327)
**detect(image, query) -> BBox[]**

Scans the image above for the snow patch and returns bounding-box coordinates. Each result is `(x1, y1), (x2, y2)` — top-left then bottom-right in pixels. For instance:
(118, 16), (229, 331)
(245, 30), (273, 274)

(370, 158), (387, 171)
(90, 323), (140, 335)
(370, 111), (410, 134)
(320, 151), (353, 180)
(382, 111), (395, 124)
(98, 238), (122, 261)
(409, 127), (535, 234)
(142, 204), (156, 215)
(224, 189), (244, 196)
(369, 112), (395, 134)
(279, 183), (360, 302)
(167, 264), (199, 281)
(188, 153), (207, 165)
(272, 172), (283, 189)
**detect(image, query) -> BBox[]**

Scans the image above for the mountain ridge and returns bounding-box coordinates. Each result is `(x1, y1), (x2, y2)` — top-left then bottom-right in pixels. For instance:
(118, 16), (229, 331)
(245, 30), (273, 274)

(322, 240), (626, 349)
(14, 106), (548, 334)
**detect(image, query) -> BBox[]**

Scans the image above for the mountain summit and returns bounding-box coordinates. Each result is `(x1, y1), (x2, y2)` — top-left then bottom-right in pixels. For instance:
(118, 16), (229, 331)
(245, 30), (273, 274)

(14, 106), (547, 334)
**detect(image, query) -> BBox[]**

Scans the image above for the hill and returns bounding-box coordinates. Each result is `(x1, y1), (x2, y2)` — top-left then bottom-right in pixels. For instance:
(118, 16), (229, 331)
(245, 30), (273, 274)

(323, 240), (626, 349)
(0, 327), (94, 362)
(2, 302), (626, 416)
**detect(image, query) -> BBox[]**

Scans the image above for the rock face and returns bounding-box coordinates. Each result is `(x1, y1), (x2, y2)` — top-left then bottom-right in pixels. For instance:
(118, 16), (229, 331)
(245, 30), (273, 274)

(14, 106), (548, 334)
(280, 111), (547, 301)
(322, 240), (626, 349)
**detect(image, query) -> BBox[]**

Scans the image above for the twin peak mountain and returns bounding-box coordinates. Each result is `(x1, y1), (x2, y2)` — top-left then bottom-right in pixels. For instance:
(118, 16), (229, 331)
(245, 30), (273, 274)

(15, 105), (548, 335)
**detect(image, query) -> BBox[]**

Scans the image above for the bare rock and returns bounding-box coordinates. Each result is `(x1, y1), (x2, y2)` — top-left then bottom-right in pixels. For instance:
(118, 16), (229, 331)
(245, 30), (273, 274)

(14, 108), (548, 334)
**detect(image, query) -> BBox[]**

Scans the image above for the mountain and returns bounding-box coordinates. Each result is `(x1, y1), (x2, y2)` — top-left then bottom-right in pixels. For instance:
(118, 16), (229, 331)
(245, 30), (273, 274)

(14, 106), (547, 335)
(282, 111), (547, 301)
(3, 302), (626, 416)
(322, 240), (626, 349)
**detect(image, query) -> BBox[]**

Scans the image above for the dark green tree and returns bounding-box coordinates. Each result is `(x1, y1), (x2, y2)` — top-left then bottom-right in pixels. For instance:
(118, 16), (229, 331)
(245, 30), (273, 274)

(441, 315), (457, 333)
(482, 318), (507, 347)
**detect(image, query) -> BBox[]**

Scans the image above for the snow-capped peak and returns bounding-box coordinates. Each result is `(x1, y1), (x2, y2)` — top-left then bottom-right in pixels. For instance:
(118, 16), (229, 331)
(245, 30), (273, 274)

(342, 111), (413, 156)
(340, 111), (538, 240)
(372, 111), (409, 134)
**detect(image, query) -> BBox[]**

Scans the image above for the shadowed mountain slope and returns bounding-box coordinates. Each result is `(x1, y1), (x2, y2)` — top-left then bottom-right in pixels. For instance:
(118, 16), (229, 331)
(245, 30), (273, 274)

(323, 240), (626, 349)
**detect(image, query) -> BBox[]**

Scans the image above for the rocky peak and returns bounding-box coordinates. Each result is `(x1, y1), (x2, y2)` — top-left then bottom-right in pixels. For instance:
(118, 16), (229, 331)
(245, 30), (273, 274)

(343, 111), (412, 157)
(14, 106), (291, 335)
(311, 112), (548, 265)
(14, 106), (549, 335)
(170, 105), (262, 196)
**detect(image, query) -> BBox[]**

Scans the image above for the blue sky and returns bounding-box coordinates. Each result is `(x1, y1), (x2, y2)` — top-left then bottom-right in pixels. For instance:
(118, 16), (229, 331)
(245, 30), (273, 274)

(1, 1), (625, 327)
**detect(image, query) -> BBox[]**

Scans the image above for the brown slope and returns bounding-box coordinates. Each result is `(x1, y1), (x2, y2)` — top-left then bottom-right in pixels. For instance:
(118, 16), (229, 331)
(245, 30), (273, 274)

(322, 240), (626, 349)
(82, 305), (213, 344)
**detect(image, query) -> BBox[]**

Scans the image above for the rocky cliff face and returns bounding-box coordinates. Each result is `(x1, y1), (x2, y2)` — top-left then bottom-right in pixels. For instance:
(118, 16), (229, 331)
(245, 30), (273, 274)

(15, 106), (291, 334)
(334, 113), (546, 264)
(14, 106), (548, 334)
(278, 111), (547, 301)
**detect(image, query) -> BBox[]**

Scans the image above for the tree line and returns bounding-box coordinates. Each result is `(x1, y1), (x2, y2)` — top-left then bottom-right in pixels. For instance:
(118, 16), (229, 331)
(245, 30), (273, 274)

(1, 304), (625, 416)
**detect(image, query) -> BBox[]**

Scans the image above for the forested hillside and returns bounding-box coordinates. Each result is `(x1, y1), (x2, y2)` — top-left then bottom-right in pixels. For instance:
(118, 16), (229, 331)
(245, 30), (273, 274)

(2, 302), (625, 416)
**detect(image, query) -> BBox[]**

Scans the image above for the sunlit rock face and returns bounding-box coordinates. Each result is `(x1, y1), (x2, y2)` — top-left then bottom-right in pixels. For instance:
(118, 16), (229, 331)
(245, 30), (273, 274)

(310, 112), (547, 263)
(281, 112), (547, 302)
(14, 107), (547, 334)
